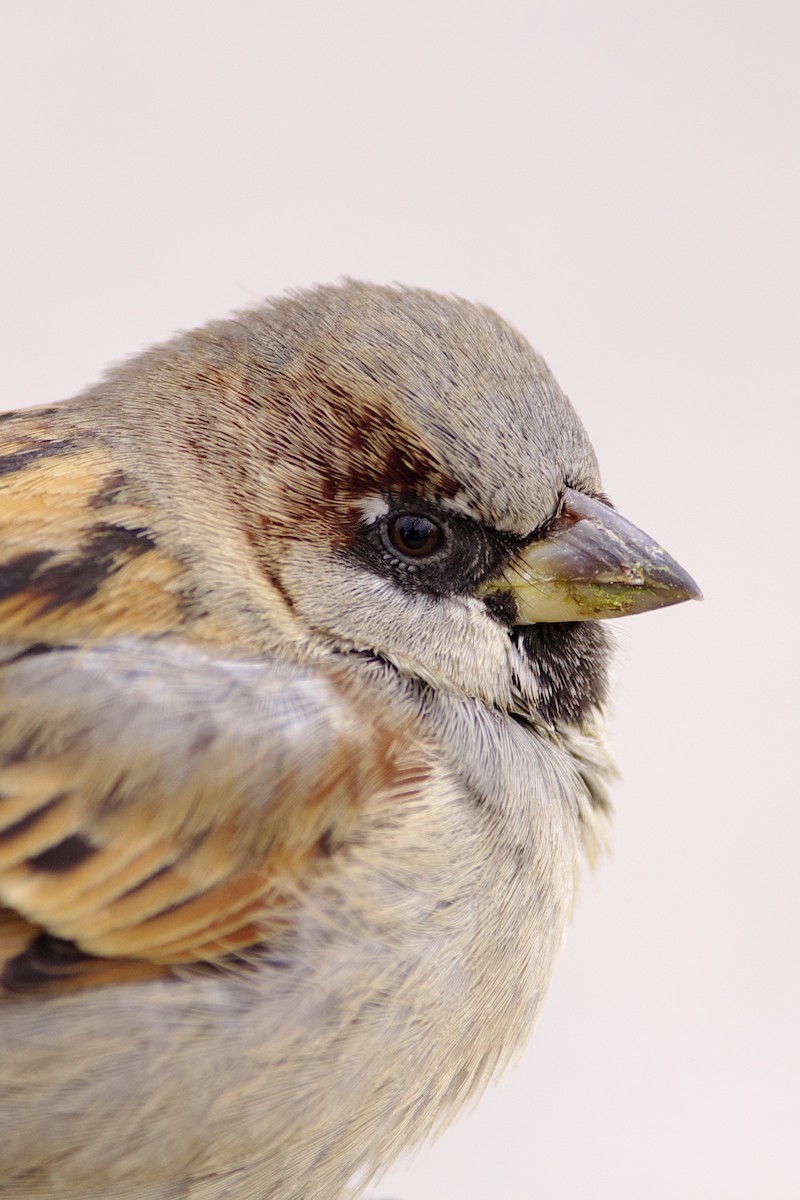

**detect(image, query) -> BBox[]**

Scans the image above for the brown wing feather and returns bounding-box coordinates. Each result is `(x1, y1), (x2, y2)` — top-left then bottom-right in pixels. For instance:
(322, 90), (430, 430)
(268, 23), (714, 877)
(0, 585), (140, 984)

(0, 641), (405, 994)
(0, 406), (187, 645)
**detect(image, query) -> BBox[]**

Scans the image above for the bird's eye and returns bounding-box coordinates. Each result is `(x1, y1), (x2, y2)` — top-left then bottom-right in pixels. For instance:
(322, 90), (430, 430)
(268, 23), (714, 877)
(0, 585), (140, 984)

(386, 513), (444, 559)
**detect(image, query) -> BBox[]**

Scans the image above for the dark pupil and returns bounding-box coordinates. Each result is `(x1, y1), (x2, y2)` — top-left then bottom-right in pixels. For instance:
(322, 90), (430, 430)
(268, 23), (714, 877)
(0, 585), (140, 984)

(390, 514), (442, 557)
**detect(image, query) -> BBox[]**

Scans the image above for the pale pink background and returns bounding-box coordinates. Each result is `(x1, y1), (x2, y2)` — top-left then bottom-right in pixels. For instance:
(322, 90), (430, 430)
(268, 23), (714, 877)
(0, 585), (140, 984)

(2, 3), (797, 1197)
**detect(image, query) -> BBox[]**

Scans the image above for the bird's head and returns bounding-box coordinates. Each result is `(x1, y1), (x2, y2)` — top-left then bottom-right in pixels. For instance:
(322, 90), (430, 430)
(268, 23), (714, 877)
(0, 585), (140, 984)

(92, 281), (700, 730)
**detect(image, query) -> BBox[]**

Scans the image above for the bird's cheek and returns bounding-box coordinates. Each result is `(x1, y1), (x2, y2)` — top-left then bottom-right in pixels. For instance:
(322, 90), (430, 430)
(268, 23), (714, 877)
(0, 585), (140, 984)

(276, 545), (513, 702)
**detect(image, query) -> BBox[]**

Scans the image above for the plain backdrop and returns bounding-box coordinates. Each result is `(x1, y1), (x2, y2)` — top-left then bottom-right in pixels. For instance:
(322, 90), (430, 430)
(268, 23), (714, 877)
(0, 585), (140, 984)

(2, 2), (797, 1197)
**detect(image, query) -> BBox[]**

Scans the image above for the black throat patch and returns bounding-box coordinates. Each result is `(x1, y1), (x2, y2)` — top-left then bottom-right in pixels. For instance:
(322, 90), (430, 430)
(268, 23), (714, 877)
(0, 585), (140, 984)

(517, 622), (611, 727)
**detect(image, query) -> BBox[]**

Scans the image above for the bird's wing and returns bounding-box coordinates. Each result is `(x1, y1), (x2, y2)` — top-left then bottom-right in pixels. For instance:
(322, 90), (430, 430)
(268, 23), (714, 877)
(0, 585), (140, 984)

(0, 641), (408, 994)
(0, 405), (189, 647)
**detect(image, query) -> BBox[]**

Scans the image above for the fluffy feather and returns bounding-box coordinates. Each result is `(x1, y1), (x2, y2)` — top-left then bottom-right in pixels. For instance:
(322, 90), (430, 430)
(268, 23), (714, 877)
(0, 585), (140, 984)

(0, 282), (695, 1199)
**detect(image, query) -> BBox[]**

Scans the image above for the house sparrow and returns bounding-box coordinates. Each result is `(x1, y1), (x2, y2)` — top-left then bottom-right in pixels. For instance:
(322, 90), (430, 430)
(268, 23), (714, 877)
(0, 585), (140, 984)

(0, 282), (699, 1199)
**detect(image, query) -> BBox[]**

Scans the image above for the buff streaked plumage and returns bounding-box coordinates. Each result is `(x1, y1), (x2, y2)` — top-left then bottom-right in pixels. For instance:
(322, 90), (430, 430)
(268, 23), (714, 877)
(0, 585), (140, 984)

(0, 282), (698, 1199)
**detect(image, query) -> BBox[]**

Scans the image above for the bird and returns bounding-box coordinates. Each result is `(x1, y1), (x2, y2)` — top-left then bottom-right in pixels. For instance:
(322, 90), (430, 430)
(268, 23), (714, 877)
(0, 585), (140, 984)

(0, 281), (700, 1199)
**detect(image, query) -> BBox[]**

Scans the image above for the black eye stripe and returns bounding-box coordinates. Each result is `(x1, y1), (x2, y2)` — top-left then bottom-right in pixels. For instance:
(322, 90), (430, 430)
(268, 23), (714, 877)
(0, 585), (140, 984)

(350, 497), (520, 600)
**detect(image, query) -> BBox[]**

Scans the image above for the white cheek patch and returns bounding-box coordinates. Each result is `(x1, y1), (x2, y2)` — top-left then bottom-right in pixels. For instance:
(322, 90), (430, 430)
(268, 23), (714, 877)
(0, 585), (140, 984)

(355, 495), (390, 525)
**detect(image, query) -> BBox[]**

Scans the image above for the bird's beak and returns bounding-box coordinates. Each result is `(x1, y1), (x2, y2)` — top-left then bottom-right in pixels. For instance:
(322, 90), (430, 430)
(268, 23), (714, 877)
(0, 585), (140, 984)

(480, 488), (702, 623)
